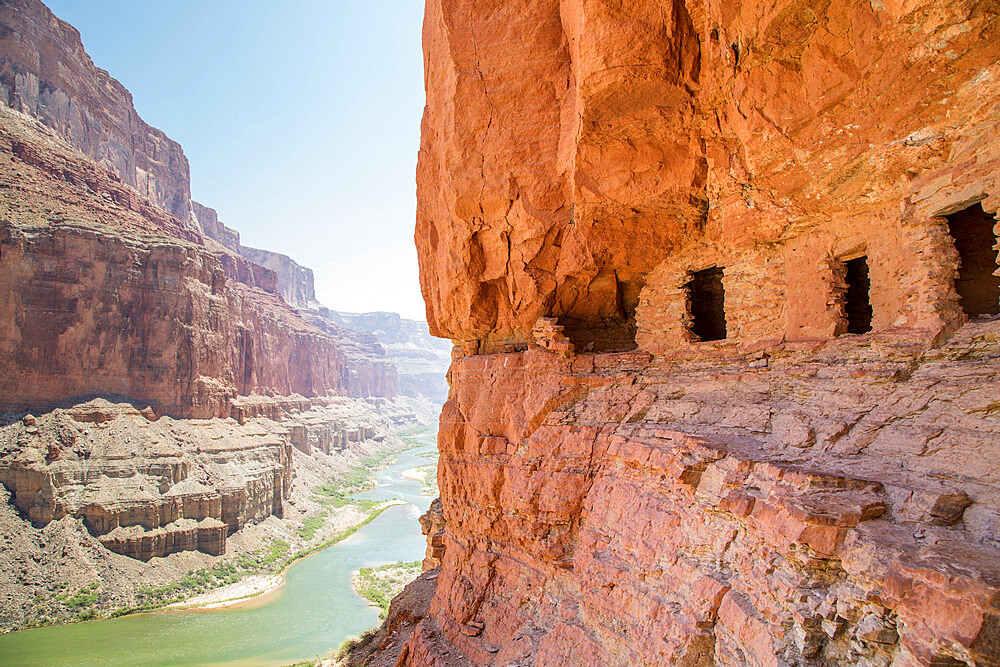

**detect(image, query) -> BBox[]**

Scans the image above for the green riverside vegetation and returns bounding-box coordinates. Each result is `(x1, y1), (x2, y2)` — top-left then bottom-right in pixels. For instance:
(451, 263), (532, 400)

(24, 441), (418, 629)
(353, 560), (422, 620)
(298, 449), (400, 540)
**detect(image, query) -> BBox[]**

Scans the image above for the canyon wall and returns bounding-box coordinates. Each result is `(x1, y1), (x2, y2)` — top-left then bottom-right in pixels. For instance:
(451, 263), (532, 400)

(372, 1), (1000, 665)
(0, 0), (197, 227)
(0, 396), (411, 562)
(194, 200), (320, 309)
(240, 244), (317, 309)
(190, 204), (453, 399)
(334, 311), (453, 401)
(192, 201), (241, 253)
(0, 106), (396, 417)
(0, 0), (399, 417)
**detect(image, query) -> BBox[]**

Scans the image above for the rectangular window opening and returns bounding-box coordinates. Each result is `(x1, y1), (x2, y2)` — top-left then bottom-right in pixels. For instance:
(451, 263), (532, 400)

(947, 204), (1000, 317)
(843, 256), (873, 335)
(687, 267), (727, 341)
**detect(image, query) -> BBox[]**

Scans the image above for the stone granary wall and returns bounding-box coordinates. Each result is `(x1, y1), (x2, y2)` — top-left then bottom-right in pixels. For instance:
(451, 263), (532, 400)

(364, 1), (1000, 666)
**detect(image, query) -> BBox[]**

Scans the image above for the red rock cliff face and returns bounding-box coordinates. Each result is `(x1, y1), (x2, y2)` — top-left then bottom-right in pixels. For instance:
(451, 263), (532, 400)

(193, 200), (321, 309)
(0, 106), (396, 417)
(0, 0), (197, 226)
(390, 1), (1000, 665)
(0, 0), (398, 416)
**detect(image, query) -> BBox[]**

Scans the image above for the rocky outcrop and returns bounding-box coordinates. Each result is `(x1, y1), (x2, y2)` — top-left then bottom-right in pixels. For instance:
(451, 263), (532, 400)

(99, 518), (229, 560)
(373, 1), (1000, 665)
(0, 0), (399, 418)
(418, 497), (445, 571)
(192, 201), (241, 253)
(240, 244), (317, 309)
(0, 396), (412, 561)
(415, 0), (999, 353)
(406, 330), (1000, 665)
(0, 400), (293, 560)
(193, 200), (319, 309)
(0, 0), (197, 227)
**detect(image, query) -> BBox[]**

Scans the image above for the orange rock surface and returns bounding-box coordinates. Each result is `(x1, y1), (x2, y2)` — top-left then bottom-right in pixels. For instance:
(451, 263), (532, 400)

(376, 1), (1000, 665)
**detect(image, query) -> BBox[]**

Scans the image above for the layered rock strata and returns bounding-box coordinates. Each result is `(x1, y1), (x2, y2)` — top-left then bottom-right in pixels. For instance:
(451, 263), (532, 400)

(193, 200), (320, 310)
(333, 311), (453, 401)
(0, 0), (398, 418)
(0, 396), (406, 561)
(409, 329), (1000, 666)
(374, 1), (1000, 665)
(0, 0), (197, 226)
(0, 400), (292, 560)
(0, 105), (396, 417)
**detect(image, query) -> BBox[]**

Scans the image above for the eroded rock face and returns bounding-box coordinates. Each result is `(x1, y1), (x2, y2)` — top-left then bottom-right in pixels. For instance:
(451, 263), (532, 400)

(0, 105), (396, 417)
(416, 0), (999, 353)
(382, 1), (1000, 665)
(0, 0), (197, 227)
(0, 0), (399, 417)
(194, 200), (320, 310)
(333, 312), (453, 402)
(192, 201), (241, 254)
(0, 399), (293, 560)
(406, 330), (1000, 665)
(240, 244), (317, 310)
(0, 396), (405, 561)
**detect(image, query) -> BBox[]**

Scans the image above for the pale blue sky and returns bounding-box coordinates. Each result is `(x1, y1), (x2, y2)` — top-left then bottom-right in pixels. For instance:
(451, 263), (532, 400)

(46, 1), (428, 319)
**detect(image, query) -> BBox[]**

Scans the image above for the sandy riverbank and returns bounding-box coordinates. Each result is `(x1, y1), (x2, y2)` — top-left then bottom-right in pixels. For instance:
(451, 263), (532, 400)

(165, 500), (410, 612)
(400, 465), (437, 496)
(165, 574), (283, 611)
(399, 467), (424, 483)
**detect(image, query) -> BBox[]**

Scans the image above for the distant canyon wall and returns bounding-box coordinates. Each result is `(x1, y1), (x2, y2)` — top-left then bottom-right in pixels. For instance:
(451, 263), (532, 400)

(0, 397), (399, 562)
(332, 311), (452, 402)
(0, 0), (327, 314)
(0, 0), (398, 417)
(0, 0), (196, 227)
(193, 200), (319, 310)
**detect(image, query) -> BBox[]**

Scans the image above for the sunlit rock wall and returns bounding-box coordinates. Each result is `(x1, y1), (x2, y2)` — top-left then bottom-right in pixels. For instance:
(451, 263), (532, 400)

(377, 1), (1000, 665)
(0, 105), (396, 417)
(0, 0), (198, 227)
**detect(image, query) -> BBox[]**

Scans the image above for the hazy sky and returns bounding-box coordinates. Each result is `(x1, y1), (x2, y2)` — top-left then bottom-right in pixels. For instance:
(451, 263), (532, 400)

(46, 1), (428, 319)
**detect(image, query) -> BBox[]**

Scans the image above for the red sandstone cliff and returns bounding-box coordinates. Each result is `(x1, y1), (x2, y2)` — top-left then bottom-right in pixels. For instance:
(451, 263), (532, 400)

(0, 106), (396, 417)
(0, 0), (398, 416)
(193, 200), (321, 310)
(369, 1), (1000, 665)
(0, 1), (413, 627)
(0, 0), (197, 226)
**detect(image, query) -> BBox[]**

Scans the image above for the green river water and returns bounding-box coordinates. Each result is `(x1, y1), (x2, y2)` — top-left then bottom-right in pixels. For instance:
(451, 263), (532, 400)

(0, 429), (438, 667)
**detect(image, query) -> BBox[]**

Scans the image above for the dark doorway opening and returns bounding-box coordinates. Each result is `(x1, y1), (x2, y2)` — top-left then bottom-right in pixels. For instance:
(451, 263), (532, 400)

(844, 256), (873, 334)
(552, 275), (641, 353)
(947, 204), (1000, 316)
(687, 267), (726, 341)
